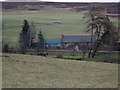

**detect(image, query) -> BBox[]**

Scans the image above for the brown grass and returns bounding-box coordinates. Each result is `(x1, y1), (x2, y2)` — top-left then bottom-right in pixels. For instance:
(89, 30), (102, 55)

(2, 53), (118, 88)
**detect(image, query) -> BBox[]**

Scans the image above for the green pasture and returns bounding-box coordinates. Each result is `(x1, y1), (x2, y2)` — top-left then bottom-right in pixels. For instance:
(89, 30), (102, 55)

(2, 11), (118, 46)
(55, 51), (118, 63)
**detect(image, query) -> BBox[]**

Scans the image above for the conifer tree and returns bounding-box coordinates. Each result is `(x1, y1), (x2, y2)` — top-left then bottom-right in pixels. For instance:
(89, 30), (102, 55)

(19, 20), (30, 54)
(36, 30), (45, 52)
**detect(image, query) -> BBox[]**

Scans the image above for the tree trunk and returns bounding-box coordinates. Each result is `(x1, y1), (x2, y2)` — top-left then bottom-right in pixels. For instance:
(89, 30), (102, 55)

(88, 15), (94, 58)
(92, 30), (109, 57)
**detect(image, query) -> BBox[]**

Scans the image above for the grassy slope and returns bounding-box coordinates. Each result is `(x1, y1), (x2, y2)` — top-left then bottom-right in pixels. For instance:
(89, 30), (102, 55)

(2, 53), (118, 88)
(2, 10), (118, 46)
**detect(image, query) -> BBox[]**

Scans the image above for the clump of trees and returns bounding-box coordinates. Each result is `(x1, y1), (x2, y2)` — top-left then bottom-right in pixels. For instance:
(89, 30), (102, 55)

(19, 20), (45, 54)
(85, 5), (119, 58)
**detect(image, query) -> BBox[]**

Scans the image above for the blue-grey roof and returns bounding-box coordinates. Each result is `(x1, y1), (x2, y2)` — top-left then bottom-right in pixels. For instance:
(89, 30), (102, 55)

(61, 35), (97, 43)
(46, 38), (61, 44)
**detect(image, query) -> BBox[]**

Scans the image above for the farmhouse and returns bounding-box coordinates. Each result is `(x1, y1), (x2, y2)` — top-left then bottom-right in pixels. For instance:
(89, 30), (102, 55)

(31, 35), (97, 50)
(61, 35), (97, 50)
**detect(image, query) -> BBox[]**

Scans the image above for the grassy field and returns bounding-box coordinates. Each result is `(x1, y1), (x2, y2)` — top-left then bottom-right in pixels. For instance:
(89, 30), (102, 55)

(2, 9), (118, 46)
(2, 53), (118, 88)
(2, 11), (86, 45)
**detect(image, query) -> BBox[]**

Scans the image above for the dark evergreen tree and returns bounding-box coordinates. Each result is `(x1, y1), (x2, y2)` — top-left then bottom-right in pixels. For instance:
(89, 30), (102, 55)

(3, 44), (8, 53)
(19, 20), (30, 54)
(36, 30), (45, 52)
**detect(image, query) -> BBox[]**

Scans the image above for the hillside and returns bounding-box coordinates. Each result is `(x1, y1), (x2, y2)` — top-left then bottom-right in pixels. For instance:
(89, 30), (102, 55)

(2, 53), (118, 88)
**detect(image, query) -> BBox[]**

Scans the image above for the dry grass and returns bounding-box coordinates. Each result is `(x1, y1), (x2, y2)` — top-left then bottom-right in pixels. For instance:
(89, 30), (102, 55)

(2, 53), (118, 88)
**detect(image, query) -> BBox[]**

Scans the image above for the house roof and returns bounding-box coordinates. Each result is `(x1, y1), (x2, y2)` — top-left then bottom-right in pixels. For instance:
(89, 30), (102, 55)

(46, 38), (61, 44)
(61, 35), (97, 43)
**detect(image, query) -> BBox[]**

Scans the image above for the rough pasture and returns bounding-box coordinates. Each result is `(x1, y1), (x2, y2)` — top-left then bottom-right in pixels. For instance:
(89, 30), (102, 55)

(2, 53), (118, 88)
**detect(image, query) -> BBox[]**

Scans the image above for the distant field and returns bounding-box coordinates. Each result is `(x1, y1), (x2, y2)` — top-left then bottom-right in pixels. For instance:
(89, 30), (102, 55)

(2, 53), (118, 88)
(2, 10), (118, 46)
